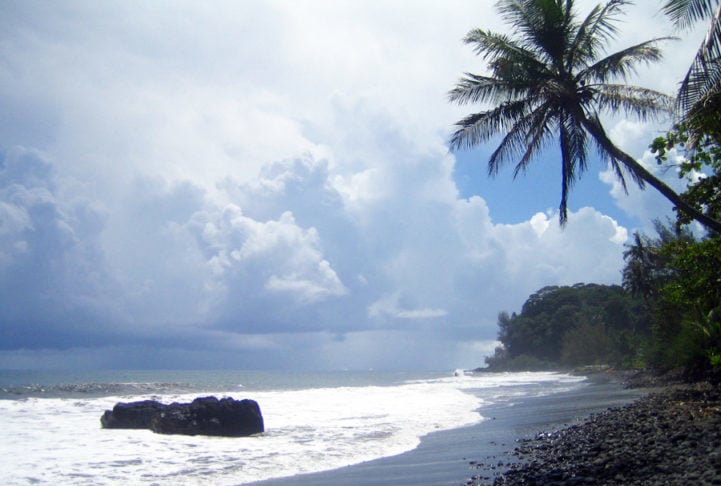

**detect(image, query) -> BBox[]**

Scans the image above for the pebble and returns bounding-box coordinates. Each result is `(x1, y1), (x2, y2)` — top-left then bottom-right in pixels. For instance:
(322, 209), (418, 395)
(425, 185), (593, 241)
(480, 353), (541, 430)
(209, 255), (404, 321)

(466, 381), (721, 485)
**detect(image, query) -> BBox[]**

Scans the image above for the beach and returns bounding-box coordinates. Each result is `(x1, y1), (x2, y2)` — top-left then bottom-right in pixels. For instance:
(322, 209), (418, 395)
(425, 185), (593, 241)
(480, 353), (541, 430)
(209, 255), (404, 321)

(489, 379), (721, 485)
(252, 375), (645, 486)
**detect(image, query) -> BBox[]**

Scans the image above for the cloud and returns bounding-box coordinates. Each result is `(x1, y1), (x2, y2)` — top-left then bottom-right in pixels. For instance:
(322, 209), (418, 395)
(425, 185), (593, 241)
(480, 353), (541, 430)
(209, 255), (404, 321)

(0, 138), (630, 368)
(368, 293), (448, 320)
(194, 205), (347, 305)
(2, 0), (700, 370)
(598, 149), (688, 233)
(0, 147), (120, 348)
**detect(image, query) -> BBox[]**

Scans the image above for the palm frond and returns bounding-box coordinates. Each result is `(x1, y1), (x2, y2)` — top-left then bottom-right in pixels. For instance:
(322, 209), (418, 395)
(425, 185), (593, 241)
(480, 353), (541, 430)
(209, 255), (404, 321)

(568, 3), (604, 68)
(677, 3), (721, 122)
(464, 29), (526, 61)
(568, 0), (629, 68)
(448, 73), (534, 106)
(565, 112), (589, 176)
(448, 99), (532, 151)
(496, 0), (548, 48)
(594, 138), (632, 192)
(559, 121), (573, 225)
(580, 38), (672, 83)
(682, 60), (721, 144)
(507, 102), (557, 177)
(558, 110), (592, 224)
(499, 0), (575, 66)
(662, 0), (719, 29)
(593, 85), (674, 121)
(463, 29), (551, 82)
(706, 2), (721, 59)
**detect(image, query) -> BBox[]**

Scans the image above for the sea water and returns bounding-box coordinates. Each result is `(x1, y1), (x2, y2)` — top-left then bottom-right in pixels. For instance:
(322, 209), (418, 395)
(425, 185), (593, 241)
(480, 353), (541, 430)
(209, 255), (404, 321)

(0, 370), (585, 485)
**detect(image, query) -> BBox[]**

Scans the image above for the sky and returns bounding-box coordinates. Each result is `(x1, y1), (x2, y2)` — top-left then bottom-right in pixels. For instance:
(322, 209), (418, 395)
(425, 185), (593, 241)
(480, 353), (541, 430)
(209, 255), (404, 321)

(0, 0), (710, 371)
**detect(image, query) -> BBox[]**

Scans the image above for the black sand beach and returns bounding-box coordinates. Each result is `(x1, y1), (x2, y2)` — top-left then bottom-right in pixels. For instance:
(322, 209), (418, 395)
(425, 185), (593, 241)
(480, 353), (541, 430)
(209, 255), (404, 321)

(487, 380), (721, 485)
(252, 377), (645, 486)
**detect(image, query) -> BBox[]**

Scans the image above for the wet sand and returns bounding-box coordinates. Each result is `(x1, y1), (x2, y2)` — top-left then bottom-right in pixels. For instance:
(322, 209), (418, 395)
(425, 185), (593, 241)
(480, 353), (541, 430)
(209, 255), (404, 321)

(251, 377), (645, 486)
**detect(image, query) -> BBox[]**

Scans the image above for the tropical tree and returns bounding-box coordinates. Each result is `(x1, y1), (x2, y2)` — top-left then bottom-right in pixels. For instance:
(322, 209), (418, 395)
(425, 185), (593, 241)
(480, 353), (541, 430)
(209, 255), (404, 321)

(661, 0), (721, 143)
(650, 122), (721, 228)
(623, 231), (660, 301)
(622, 220), (694, 301)
(448, 0), (721, 233)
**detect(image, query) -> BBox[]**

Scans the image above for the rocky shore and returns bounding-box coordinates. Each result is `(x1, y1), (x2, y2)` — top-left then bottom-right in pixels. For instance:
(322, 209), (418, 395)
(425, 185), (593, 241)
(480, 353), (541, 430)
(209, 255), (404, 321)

(467, 378), (721, 485)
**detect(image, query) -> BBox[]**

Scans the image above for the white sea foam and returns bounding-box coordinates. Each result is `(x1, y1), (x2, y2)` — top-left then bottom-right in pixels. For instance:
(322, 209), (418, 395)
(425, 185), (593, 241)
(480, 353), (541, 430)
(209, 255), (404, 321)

(0, 371), (585, 485)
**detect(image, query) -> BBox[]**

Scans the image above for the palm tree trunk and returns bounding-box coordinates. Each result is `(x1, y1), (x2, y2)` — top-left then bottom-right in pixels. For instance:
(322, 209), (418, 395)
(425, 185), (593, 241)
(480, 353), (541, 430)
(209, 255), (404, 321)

(581, 116), (721, 234)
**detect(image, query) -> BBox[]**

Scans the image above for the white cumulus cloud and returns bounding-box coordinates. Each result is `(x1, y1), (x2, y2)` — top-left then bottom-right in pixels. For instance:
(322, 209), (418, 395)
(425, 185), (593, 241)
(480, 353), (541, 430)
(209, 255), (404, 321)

(1, 0), (702, 370)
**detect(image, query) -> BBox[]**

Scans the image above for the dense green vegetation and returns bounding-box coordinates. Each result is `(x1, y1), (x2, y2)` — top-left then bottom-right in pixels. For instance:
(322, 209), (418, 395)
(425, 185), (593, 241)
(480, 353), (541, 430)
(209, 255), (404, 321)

(484, 284), (651, 370)
(630, 122), (721, 375)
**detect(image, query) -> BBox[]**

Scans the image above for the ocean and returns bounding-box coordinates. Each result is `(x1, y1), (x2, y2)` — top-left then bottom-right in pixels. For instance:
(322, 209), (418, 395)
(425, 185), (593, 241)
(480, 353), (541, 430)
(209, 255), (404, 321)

(0, 369), (588, 485)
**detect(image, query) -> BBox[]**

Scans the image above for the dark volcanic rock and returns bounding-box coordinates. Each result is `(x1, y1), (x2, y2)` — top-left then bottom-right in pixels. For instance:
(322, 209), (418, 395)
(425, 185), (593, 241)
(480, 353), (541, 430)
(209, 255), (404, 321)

(151, 396), (264, 437)
(101, 396), (264, 437)
(101, 399), (169, 429)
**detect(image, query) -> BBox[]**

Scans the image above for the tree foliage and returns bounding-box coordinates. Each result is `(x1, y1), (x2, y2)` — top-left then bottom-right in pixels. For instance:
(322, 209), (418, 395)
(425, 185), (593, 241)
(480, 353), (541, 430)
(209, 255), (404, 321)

(595, 121), (720, 372)
(634, 114), (721, 374)
(650, 122), (721, 230)
(485, 283), (650, 370)
(621, 222), (721, 374)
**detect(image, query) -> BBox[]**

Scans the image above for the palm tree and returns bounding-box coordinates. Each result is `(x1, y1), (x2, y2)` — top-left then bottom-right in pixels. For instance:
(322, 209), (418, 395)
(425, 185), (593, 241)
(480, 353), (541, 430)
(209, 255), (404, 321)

(449, 0), (721, 233)
(661, 0), (721, 143)
(623, 231), (657, 300)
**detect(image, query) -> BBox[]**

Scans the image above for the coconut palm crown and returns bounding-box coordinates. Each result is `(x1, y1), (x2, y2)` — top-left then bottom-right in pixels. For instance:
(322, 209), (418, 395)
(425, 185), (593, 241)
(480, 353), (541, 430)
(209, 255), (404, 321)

(449, 0), (721, 232)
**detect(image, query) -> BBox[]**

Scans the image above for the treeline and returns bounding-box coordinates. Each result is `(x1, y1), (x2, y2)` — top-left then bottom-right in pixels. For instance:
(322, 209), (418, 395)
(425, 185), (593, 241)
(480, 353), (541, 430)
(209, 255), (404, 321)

(486, 122), (721, 376)
(484, 283), (650, 371)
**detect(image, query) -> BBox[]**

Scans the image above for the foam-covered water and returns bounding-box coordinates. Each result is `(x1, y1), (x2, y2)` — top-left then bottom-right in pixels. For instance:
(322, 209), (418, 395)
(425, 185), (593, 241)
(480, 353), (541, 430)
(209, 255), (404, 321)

(0, 370), (585, 485)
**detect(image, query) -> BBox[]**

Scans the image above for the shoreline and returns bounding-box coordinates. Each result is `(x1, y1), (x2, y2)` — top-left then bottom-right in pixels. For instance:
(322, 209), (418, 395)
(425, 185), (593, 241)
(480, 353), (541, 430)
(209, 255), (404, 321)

(251, 375), (645, 486)
(481, 380), (721, 485)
